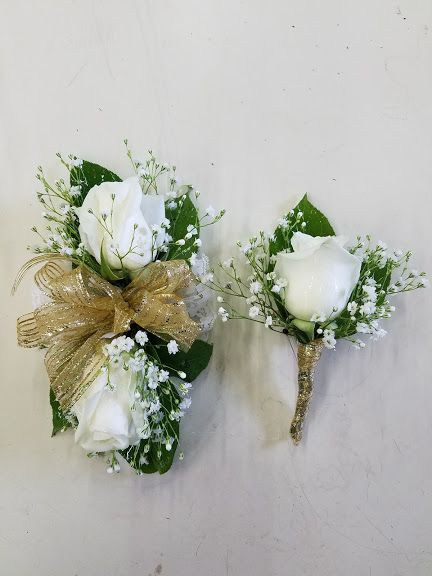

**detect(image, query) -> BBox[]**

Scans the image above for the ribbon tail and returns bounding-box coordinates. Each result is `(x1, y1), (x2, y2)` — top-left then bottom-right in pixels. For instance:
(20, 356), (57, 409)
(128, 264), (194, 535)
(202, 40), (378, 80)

(47, 332), (107, 412)
(11, 254), (73, 296)
(17, 312), (42, 348)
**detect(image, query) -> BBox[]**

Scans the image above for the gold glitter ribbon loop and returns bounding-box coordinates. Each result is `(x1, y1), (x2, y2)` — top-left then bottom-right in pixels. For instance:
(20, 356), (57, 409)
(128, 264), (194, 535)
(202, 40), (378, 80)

(16, 258), (200, 412)
(289, 339), (324, 445)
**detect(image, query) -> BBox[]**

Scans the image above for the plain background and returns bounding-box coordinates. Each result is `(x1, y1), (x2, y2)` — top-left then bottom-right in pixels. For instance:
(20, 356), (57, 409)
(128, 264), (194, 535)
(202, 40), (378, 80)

(1, 1), (431, 575)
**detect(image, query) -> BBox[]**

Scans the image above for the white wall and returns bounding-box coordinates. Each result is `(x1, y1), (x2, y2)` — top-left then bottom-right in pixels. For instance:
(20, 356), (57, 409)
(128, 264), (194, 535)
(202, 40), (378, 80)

(1, 1), (431, 575)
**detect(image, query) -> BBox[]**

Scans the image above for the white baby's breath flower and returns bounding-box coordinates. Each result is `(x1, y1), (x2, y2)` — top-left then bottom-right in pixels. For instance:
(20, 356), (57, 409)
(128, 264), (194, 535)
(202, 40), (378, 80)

(323, 328), (336, 349)
(356, 322), (371, 334)
(249, 281), (262, 294)
(310, 313), (326, 323)
(135, 331), (148, 346)
(60, 203), (71, 216)
(158, 370), (170, 383)
(362, 285), (377, 302)
(249, 305), (260, 318)
(137, 166), (150, 178)
(218, 307), (229, 322)
(167, 340), (179, 355)
(179, 397), (192, 410)
(104, 335), (135, 358)
(271, 278), (287, 294)
(347, 301), (358, 316)
(265, 316), (273, 328)
(359, 301), (376, 316)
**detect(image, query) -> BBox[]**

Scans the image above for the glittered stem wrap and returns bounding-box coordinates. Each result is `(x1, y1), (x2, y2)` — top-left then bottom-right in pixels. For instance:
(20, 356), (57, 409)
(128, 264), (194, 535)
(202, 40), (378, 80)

(290, 339), (324, 444)
(16, 257), (200, 412)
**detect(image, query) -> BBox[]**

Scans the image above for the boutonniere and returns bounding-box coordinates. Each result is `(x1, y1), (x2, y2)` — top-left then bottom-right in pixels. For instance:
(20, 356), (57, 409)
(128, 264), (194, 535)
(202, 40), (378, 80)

(213, 196), (427, 443)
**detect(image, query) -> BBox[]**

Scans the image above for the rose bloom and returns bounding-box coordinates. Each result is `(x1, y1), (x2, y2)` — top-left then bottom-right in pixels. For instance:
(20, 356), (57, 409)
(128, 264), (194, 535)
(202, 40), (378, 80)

(275, 232), (361, 321)
(71, 363), (140, 453)
(76, 176), (165, 272)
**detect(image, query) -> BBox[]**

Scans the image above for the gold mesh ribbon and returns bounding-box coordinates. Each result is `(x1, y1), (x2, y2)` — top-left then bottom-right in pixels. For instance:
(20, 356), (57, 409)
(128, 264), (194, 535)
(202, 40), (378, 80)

(290, 339), (324, 444)
(16, 257), (200, 412)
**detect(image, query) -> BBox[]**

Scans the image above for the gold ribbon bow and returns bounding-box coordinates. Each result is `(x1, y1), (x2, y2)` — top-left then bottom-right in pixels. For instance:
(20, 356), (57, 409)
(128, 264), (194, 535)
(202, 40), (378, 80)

(16, 257), (200, 412)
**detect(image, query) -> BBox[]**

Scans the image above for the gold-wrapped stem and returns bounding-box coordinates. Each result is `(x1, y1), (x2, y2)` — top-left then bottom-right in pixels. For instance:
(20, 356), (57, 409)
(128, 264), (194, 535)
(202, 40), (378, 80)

(290, 339), (324, 445)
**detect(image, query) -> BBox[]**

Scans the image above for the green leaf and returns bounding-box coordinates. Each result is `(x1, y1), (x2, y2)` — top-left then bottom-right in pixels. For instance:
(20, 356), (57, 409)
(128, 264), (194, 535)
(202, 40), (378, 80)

(165, 192), (199, 260)
(269, 194), (335, 256)
(268, 224), (289, 256)
(291, 319), (315, 342)
(50, 388), (72, 437)
(70, 160), (121, 199)
(150, 436), (178, 474)
(296, 194), (335, 238)
(121, 435), (179, 475)
(99, 243), (128, 282)
(120, 442), (159, 474)
(152, 338), (213, 381)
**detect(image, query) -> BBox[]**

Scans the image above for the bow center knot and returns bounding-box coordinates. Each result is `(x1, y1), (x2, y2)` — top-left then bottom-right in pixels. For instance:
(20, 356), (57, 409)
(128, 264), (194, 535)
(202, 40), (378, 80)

(113, 298), (135, 334)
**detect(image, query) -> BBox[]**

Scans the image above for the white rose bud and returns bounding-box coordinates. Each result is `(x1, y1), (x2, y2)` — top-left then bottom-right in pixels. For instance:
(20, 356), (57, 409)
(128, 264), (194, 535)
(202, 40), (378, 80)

(71, 364), (140, 453)
(75, 177), (165, 272)
(275, 232), (361, 322)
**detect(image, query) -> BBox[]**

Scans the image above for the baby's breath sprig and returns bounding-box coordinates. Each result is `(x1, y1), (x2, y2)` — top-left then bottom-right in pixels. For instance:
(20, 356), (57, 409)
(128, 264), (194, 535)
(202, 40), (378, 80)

(124, 140), (173, 196)
(331, 238), (428, 349)
(211, 234), (293, 335)
(210, 207), (311, 341)
(101, 332), (193, 473)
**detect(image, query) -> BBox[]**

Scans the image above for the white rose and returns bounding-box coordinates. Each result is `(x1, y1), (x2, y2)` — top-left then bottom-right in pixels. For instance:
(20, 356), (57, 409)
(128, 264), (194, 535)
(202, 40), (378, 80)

(76, 176), (165, 272)
(71, 364), (139, 453)
(275, 232), (361, 322)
